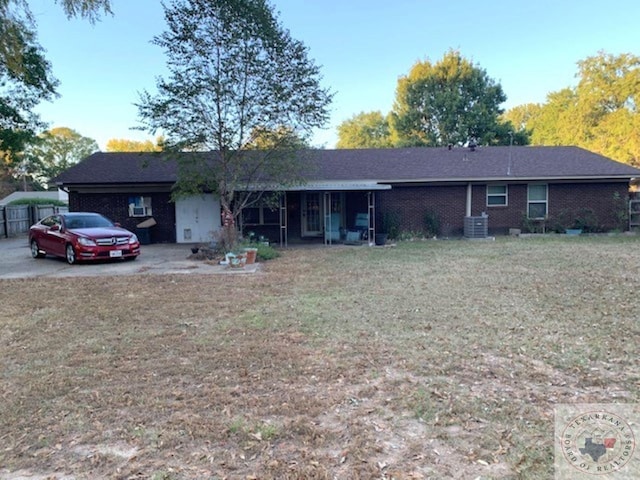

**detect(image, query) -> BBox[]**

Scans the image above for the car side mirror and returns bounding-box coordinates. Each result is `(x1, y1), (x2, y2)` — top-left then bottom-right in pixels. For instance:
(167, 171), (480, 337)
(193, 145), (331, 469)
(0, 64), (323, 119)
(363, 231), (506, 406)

(50, 224), (61, 232)
(114, 222), (121, 227)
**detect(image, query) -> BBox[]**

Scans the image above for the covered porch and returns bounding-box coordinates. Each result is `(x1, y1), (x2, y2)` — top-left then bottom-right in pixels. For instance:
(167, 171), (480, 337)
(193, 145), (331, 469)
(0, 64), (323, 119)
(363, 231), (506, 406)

(239, 183), (391, 246)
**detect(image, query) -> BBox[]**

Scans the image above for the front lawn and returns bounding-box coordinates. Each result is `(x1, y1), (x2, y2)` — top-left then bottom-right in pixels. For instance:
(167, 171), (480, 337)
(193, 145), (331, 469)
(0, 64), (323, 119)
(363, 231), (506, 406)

(1, 236), (638, 479)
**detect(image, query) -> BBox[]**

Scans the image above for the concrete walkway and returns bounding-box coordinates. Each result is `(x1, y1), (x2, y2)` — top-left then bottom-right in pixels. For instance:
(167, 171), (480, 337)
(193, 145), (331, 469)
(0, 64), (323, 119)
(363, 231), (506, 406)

(0, 236), (261, 279)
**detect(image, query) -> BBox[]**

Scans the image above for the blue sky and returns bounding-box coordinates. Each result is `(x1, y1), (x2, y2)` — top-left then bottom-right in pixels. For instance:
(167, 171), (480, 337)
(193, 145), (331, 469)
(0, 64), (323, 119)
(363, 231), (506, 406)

(30, 0), (640, 150)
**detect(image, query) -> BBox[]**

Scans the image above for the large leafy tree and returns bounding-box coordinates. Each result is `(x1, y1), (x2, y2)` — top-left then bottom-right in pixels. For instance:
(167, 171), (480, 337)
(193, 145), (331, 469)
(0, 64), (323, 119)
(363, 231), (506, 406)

(500, 103), (541, 139)
(507, 51), (640, 164)
(390, 50), (514, 147)
(23, 127), (98, 188)
(0, 0), (111, 176)
(137, 0), (332, 249)
(0, 2), (58, 171)
(336, 111), (393, 148)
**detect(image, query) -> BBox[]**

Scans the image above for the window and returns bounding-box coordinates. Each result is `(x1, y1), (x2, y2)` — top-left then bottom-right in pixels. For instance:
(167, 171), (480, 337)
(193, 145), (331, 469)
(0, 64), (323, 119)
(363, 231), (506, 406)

(487, 185), (507, 206)
(242, 202), (280, 225)
(528, 184), (548, 219)
(128, 196), (153, 217)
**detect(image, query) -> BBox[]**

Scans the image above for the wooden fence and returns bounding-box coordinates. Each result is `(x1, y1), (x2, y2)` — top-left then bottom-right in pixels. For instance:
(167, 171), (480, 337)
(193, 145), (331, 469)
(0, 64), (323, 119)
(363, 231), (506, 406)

(0, 205), (68, 238)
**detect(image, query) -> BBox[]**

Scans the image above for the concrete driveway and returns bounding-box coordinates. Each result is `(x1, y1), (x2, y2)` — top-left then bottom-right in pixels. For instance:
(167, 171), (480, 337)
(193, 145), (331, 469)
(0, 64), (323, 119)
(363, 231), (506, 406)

(0, 236), (259, 279)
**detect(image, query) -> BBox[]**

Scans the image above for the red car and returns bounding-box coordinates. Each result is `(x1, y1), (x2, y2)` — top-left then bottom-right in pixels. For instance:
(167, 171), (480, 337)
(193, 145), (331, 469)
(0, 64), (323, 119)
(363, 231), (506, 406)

(29, 212), (141, 264)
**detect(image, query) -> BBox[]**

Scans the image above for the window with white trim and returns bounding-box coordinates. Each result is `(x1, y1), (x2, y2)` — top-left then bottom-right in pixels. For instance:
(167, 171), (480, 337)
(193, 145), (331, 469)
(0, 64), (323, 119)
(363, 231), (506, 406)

(487, 185), (508, 206)
(128, 196), (153, 217)
(527, 184), (548, 219)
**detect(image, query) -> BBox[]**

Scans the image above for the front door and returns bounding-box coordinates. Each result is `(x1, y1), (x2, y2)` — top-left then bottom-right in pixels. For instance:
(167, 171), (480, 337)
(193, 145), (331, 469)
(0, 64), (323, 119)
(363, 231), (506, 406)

(301, 192), (322, 237)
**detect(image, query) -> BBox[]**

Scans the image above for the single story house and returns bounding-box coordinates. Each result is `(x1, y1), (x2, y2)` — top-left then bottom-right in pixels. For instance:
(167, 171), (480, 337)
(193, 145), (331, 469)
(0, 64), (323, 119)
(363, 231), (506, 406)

(53, 146), (640, 245)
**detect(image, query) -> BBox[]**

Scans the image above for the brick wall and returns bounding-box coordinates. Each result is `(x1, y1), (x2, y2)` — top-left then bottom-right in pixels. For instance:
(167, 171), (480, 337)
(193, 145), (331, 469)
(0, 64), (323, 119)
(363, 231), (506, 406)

(378, 181), (630, 236)
(547, 182), (629, 231)
(69, 191), (176, 243)
(378, 185), (467, 236)
(474, 184), (528, 234)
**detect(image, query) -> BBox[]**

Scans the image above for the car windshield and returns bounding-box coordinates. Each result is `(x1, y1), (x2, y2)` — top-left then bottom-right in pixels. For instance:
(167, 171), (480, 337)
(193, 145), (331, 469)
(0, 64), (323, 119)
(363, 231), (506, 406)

(65, 215), (114, 229)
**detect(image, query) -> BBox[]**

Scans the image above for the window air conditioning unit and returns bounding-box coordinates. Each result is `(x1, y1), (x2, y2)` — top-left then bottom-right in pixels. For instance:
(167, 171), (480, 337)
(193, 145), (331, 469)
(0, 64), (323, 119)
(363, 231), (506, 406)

(133, 207), (145, 216)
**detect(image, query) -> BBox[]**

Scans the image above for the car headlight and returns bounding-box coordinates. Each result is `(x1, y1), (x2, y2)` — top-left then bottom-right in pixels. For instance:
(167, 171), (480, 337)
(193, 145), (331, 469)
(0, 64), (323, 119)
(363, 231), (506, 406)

(77, 237), (96, 247)
(129, 234), (139, 244)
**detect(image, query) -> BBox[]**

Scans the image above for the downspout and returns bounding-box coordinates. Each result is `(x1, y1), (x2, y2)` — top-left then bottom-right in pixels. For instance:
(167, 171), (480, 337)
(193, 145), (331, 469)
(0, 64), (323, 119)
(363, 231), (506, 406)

(466, 183), (472, 217)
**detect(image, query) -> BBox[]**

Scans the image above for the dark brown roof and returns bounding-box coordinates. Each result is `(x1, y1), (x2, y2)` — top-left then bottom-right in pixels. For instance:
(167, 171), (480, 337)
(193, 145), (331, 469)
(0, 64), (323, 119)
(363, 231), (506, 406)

(54, 146), (640, 186)
(54, 152), (178, 185)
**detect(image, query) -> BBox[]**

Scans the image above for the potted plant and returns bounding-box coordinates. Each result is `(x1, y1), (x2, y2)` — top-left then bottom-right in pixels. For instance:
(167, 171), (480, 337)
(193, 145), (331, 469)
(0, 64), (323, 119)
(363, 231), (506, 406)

(243, 246), (258, 264)
(374, 232), (388, 246)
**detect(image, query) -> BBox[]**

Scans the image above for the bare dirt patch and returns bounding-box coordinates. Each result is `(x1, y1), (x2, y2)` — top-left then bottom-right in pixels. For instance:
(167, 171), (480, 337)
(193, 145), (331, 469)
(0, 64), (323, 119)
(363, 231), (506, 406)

(1, 236), (639, 479)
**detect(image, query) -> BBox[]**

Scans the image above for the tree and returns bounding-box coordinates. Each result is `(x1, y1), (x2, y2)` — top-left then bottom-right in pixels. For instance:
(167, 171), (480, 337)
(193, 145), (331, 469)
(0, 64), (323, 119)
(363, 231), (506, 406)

(500, 103), (541, 139)
(0, 0), (111, 175)
(137, 0), (332, 249)
(508, 51), (640, 164)
(336, 111), (392, 149)
(106, 137), (164, 152)
(243, 126), (308, 150)
(526, 88), (582, 146)
(23, 127), (98, 188)
(0, 3), (58, 171)
(54, 0), (112, 22)
(390, 50), (512, 147)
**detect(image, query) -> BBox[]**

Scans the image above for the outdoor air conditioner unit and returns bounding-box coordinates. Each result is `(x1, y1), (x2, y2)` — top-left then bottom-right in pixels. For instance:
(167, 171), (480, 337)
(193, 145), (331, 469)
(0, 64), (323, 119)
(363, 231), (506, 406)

(464, 215), (488, 239)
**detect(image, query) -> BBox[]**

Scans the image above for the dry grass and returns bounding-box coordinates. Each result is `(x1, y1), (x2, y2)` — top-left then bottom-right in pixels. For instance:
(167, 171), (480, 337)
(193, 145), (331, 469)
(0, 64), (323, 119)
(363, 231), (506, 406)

(1, 236), (639, 479)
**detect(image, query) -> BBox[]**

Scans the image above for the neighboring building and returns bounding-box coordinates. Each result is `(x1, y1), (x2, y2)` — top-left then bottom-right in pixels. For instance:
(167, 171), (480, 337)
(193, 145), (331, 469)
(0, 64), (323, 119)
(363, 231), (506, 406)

(53, 146), (640, 244)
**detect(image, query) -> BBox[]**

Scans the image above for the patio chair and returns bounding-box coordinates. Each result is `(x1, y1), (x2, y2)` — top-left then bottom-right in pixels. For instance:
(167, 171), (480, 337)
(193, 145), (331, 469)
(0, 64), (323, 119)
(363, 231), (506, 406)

(353, 213), (369, 240)
(324, 212), (342, 243)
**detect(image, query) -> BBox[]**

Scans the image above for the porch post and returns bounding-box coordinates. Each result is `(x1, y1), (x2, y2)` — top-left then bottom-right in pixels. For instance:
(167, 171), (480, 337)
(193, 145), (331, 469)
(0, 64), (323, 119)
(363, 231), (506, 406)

(466, 183), (472, 217)
(368, 191), (375, 246)
(279, 192), (288, 247)
(323, 191), (332, 245)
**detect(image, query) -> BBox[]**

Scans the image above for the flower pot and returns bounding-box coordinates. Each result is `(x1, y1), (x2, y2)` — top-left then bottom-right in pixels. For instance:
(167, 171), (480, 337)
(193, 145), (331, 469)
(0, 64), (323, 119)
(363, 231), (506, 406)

(243, 247), (258, 264)
(375, 233), (388, 246)
(228, 254), (246, 268)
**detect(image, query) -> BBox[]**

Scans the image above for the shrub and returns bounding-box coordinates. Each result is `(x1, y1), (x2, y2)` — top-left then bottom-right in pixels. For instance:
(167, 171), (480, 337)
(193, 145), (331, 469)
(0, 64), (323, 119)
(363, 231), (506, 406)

(424, 210), (440, 237)
(612, 191), (628, 231)
(8, 198), (67, 206)
(381, 211), (401, 239)
(574, 208), (600, 233)
(255, 242), (279, 261)
(237, 240), (280, 261)
(397, 230), (427, 241)
(547, 209), (572, 233)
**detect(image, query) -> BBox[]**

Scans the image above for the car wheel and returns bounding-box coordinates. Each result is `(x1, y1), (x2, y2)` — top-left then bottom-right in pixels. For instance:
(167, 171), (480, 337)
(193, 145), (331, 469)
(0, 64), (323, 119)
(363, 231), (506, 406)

(125, 255), (137, 261)
(30, 239), (45, 258)
(65, 244), (77, 265)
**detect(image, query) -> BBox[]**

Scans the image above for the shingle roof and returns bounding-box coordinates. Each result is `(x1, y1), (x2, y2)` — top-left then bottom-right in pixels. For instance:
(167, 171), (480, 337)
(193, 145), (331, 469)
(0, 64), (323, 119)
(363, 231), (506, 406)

(54, 146), (640, 186)
(54, 152), (178, 185)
